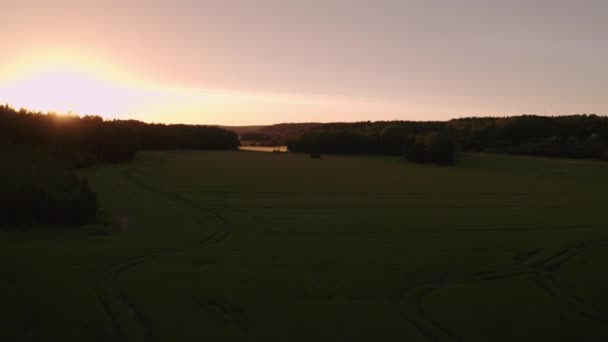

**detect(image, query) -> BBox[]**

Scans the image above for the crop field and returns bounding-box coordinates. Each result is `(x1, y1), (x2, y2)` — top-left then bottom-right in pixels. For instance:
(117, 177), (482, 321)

(1, 151), (608, 341)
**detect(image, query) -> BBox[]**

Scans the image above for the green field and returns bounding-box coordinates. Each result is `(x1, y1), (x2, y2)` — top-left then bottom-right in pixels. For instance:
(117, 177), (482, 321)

(2, 151), (608, 341)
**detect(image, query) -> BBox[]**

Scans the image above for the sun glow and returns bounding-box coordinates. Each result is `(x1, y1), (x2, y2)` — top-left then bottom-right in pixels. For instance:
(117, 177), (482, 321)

(0, 50), (161, 118)
(2, 69), (136, 117)
(0, 49), (404, 125)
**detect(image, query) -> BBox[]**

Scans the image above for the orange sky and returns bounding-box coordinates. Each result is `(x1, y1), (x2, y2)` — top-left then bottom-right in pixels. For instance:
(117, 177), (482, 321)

(1, 1), (607, 125)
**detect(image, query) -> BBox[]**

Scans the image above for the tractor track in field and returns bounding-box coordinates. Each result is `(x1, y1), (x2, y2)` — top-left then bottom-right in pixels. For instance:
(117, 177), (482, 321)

(96, 162), (234, 341)
(531, 244), (608, 327)
(408, 223), (607, 234)
(399, 242), (608, 341)
(17, 295), (40, 342)
(476, 244), (608, 328)
(96, 289), (122, 341)
(400, 276), (464, 342)
(96, 230), (230, 341)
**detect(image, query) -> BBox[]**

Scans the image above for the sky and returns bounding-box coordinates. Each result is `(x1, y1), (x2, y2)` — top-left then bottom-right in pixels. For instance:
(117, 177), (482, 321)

(0, 0), (607, 125)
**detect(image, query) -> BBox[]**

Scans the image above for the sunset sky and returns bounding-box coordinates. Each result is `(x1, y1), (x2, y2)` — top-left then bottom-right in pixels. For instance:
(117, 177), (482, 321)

(1, 0), (607, 125)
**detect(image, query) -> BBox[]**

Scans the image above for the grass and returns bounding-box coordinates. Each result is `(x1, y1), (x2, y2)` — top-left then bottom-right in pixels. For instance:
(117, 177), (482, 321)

(1, 151), (608, 341)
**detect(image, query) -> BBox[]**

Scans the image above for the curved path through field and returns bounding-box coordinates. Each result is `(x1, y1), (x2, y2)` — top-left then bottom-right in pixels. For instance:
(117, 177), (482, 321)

(96, 162), (234, 341)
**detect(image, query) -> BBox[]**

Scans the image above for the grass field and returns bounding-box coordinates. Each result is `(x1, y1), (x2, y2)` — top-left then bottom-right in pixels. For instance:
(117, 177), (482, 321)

(2, 151), (608, 341)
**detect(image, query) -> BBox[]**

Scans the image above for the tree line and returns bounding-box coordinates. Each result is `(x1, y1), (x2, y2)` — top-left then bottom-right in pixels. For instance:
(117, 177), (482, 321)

(287, 115), (608, 164)
(287, 121), (456, 165)
(0, 105), (239, 165)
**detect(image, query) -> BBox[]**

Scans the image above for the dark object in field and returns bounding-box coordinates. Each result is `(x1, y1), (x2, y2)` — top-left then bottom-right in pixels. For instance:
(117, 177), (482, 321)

(310, 153), (321, 159)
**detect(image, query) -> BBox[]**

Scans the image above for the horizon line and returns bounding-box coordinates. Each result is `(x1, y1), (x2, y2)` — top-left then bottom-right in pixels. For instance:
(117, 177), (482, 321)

(2, 103), (606, 127)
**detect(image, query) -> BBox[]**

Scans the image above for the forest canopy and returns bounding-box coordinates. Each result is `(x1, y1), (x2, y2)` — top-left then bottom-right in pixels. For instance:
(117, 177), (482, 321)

(287, 115), (608, 162)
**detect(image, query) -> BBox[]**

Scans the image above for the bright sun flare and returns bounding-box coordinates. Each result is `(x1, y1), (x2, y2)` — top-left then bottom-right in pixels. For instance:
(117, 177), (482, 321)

(0, 51), (155, 118)
(0, 69), (141, 117)
(0, 50), (175, 118)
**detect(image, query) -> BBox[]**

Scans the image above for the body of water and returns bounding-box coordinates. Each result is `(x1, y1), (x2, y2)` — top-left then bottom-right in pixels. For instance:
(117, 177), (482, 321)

(239, 146), (288, 152)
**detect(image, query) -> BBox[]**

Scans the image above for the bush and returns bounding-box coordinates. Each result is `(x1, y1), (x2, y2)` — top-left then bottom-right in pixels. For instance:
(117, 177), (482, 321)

(427, 133), (455, 165)
(404, 132), (455, 165)
(403, 135), (427, 163)
(0, 145), (99, 227)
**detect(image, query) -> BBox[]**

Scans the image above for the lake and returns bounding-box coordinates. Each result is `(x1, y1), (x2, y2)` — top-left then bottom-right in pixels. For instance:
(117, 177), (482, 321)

(239, 146), (289, 152)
